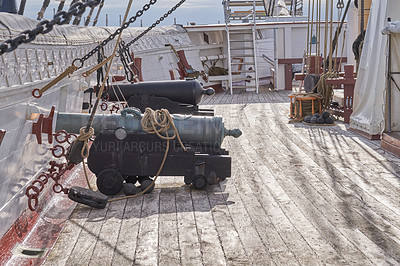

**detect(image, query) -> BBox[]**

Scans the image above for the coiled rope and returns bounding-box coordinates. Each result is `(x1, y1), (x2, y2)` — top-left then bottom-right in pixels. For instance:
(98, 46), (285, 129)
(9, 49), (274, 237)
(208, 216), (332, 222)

(141, 108), (187, 151)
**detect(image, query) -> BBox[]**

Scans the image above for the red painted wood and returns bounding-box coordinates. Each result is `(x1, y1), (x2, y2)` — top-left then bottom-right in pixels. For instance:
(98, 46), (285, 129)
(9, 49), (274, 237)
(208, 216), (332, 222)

(284, 64), (293, 90)
(112, 75), (126, 82)
(177, 50), (191, 69)
(42, 106), (55, 144)
(326, 65), (356, 123)
(381, 132), (400, 158)
(0, 165), (89, 265)
(32, 114), (44, 144)
(169, 70), (175, 80)
(0, 130), (5, 146)
(133, 58), (143, 81)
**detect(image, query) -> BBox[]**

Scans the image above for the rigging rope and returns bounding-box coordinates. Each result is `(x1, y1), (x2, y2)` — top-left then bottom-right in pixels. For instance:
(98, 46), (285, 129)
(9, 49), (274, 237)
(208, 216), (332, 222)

(92, 0), (105, 26)
(323, 0), (329, 72)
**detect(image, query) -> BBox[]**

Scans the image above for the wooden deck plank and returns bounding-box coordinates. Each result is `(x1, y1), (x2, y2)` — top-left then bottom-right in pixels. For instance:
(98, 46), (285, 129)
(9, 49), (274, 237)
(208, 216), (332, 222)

(175, 189), (203, 265)
(233, 104), (374, 264)
(133, 191), (160, 265)
(158, 189), (181, 265)
(45, 90), (400, 265)
(43, 205), (91, 266)
(65, 204), (109, 265)
(89, 198), (126, 265)
(256, 103), (400, 264)
(262, 103), (400, 232)
(191, 189), (226, 265)
(223, 105), (338, 265)
(111, 196), (143, 266)
(207, 184), (250, 265)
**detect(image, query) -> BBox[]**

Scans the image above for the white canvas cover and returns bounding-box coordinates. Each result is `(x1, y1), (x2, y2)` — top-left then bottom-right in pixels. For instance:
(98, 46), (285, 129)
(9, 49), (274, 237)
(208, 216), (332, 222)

(350, 0), (400, 135)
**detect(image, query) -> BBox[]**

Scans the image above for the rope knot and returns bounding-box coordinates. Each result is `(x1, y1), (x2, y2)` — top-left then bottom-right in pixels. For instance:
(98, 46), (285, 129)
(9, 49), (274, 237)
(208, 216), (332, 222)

(141, 108), (187, 151)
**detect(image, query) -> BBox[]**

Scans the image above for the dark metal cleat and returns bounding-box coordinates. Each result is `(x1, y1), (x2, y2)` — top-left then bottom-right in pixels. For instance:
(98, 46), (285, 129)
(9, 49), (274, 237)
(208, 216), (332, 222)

(68, 186), (108, 209)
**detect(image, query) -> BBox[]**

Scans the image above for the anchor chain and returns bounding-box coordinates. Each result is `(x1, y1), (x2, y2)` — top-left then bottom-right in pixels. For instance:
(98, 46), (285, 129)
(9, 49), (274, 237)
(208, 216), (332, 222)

(122, 0), (187, 51)
(25, 130), (76, 212)
(71, 0), (158, 68)
(0, 0), (101, 55)
(26, 161), (74, 211)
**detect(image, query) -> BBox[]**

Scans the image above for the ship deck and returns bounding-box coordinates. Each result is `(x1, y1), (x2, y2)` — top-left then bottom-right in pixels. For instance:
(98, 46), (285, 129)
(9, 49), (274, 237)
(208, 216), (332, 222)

(43, 89), (400, 265)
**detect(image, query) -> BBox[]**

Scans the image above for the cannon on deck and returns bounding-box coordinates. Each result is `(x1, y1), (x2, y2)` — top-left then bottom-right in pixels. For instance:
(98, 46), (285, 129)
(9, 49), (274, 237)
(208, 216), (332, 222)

(56, 108), (241, 195)
(103, 79), (215, 116)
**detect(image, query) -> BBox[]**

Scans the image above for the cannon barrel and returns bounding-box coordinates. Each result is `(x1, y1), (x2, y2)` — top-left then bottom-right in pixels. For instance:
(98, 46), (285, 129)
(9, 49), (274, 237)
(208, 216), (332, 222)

(106, 79), (214, 105)
(56, 109), (241, 148)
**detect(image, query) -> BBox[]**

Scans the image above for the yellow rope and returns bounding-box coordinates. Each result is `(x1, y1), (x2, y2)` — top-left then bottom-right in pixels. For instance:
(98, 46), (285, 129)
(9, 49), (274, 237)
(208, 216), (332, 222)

(82, 55), (113, 77)
(323, 0), (329, 72)
(141, 108), (187, 151)
(72, 0), (133, 164)
(313, 72), (337, 109)
(82, 161), (93, 190)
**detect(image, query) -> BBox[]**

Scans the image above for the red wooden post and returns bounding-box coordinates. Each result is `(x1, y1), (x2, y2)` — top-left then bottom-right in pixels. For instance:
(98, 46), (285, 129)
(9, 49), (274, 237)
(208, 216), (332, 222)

(326, 65), (356, 123)
(0, 130), (5, 147)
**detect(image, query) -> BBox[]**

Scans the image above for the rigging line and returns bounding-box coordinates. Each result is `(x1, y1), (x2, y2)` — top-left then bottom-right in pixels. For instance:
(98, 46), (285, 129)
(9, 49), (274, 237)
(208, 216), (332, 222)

(334, 3), (343, 72)
(306, 0), (311, 72)
(328, 0), (334, 73)
(309, 0), (315, 72)
(85, 0), (135, 132)
(85, 4), (96, 26)
(18, 0), (27, 15)
(323, 0), (329, 73)
(330, 0), (351, 59)
(315, 0), (320, 72)
(317, 0), (322, 72)
(57, 0), (66, 13)
(92, 0), (105, 26)
(37, 0), (50, 20)
(338, 28), (346, 69)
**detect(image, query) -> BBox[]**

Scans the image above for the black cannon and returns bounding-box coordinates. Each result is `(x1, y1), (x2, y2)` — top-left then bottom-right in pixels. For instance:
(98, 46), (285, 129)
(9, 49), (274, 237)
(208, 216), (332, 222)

(56, 109), (241, 196)
(104, 79), (215, 115)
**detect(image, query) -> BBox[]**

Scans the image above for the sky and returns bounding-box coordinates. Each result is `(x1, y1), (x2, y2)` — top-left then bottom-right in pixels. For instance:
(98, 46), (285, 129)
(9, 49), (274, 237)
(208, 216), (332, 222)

(19, 0), (337, 27)
(22, 0), (226, 27)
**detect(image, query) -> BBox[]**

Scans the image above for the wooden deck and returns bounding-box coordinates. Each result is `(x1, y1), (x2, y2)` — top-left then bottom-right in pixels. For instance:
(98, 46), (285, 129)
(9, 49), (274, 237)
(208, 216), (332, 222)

(45, 89), (400, 265)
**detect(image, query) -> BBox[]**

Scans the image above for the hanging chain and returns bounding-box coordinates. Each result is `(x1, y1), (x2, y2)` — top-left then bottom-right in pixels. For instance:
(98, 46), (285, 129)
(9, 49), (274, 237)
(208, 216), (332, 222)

(118, 42), (137, 82)
(122, 0), (187, 51)
(0, 0), (101, 55)
(72, 0), (158, 68)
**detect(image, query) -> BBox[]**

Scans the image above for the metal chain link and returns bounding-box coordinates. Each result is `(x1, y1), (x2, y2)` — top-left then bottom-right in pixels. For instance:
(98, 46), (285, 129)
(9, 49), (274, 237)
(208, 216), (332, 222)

(72, 0), (158, 68)
(123, 0), (187, 50)
(0, 0), (101, 55)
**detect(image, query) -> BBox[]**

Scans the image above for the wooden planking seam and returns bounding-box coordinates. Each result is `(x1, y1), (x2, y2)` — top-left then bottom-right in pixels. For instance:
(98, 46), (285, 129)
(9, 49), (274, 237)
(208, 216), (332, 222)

(175, 188), (203, 265)
(44, 205), (93, 265)
(236, 103), (373, 264)
(207, 182), (250, 264)
(246, 106), (395, 265)
(90, 198), (127, 265)
(65, 203), (110, 265)
(229, 105), (342, 265)
(264, 102), (400, 230)
(133, 190), (160, 265)
(257, 103), (400, 263)
(190, 188), (227, 265)
(111, 196), (144, 265)
(220, 105), (302, 265)
(158, 177), (181, 265)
